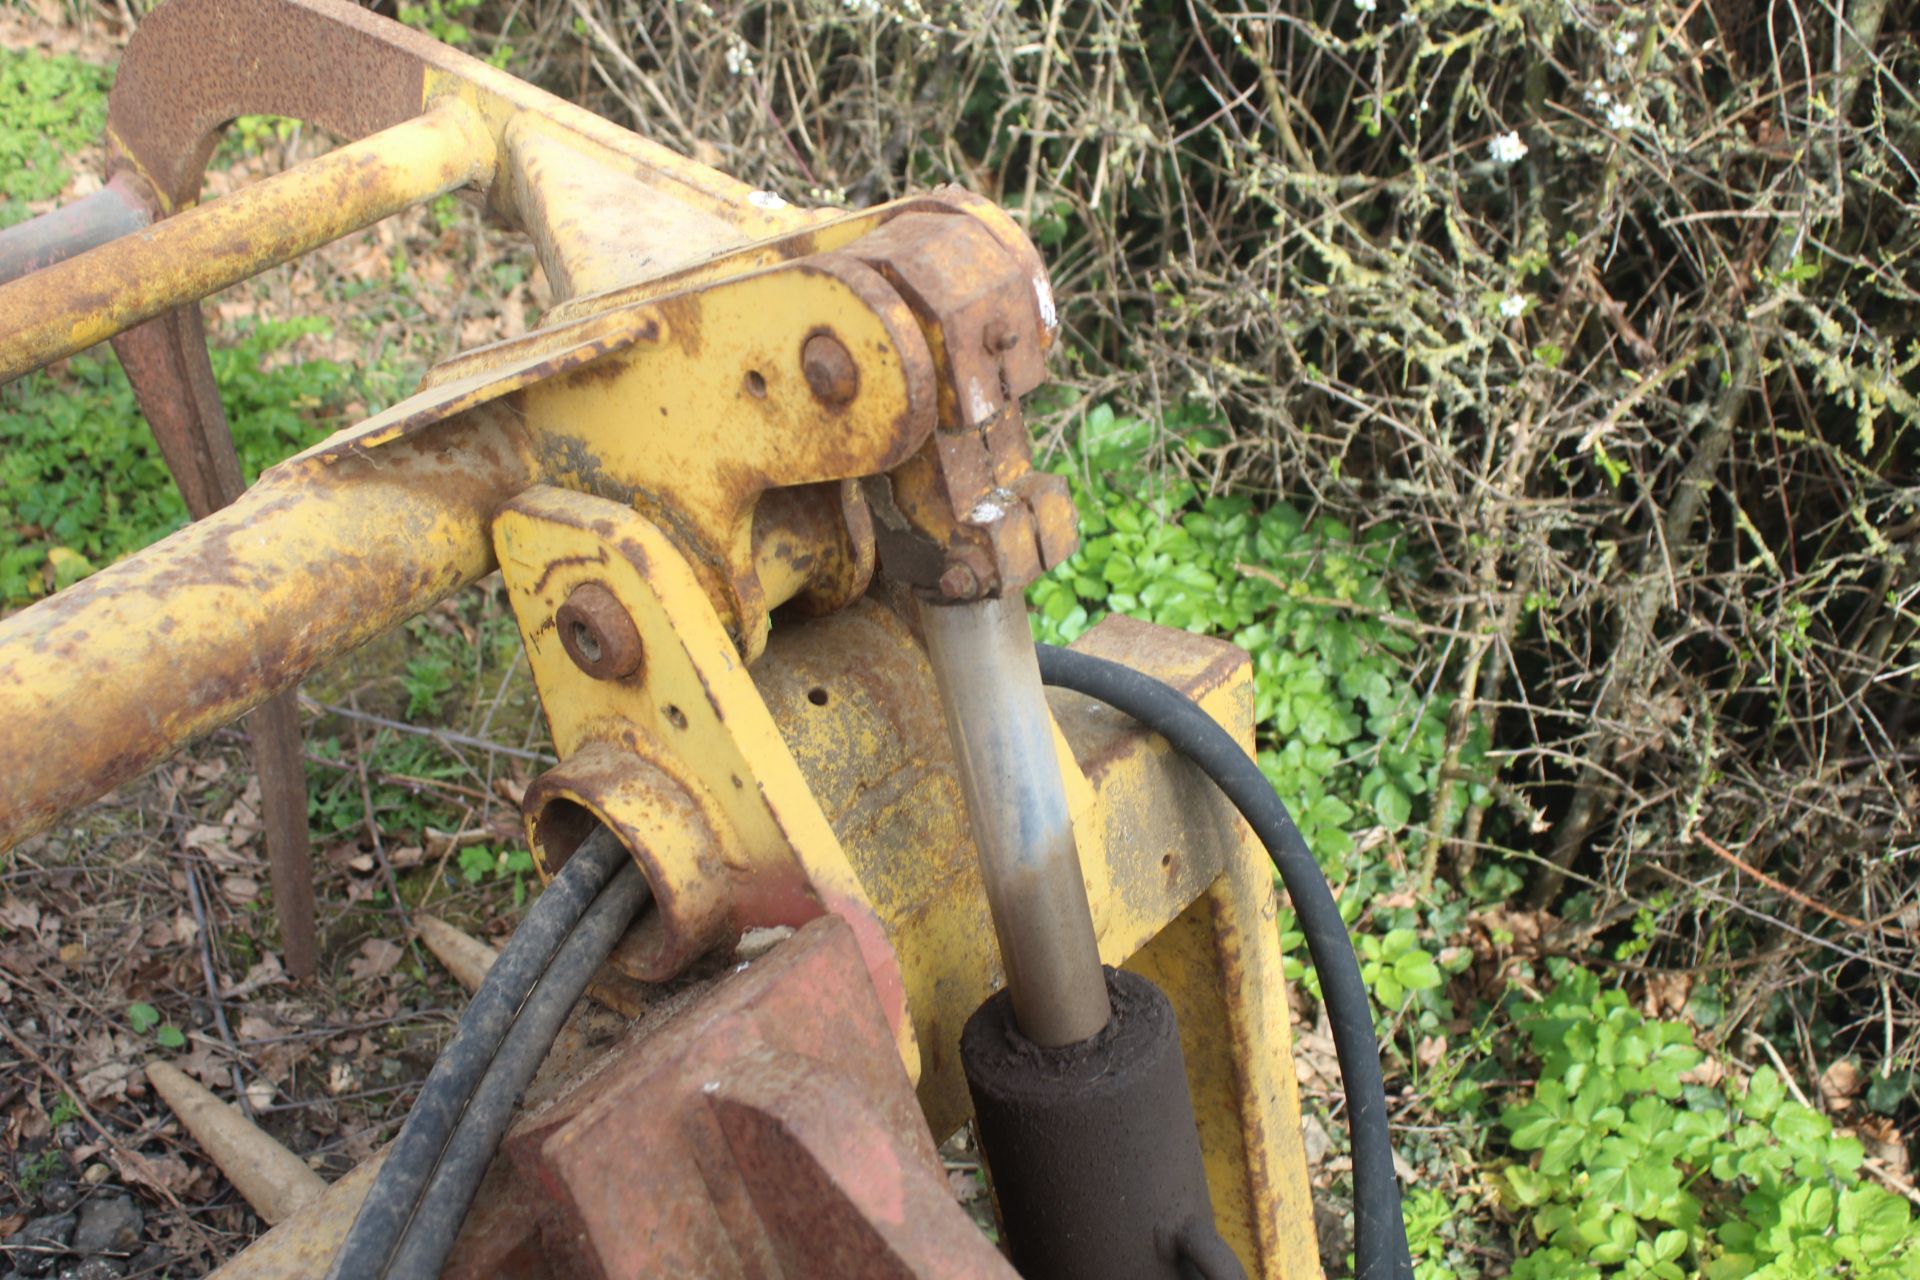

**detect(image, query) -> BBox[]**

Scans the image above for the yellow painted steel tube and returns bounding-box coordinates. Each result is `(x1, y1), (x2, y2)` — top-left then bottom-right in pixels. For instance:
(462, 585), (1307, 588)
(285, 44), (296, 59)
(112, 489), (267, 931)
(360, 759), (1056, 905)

(0, 98), (496, 383)
(0, 406), (537, 850)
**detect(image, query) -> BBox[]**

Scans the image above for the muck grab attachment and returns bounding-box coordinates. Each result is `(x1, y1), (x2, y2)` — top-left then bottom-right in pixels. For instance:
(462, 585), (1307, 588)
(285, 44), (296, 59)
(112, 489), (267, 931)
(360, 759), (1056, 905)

(0, 2), (1413, 1275)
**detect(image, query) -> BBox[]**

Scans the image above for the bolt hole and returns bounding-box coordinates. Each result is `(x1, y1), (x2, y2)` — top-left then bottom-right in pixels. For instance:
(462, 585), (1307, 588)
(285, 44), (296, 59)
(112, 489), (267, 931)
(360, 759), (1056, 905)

(744, 370), (767, 398)
(665, 704), (689, 729)
(571, 620), (602, 665)
(807, 687), (829, 707)
(1161, 854), (1173, 869)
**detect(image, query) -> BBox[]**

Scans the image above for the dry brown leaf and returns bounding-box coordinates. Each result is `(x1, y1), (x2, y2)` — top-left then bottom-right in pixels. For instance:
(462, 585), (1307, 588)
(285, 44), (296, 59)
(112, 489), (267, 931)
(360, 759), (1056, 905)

(0, 895), (40, 934)
(76, 1058), (133, 1102)
(1858, 1115), (1911, 1178)
(348, 938), (404, 982)
(223, 954), (286, 999)
(1680, 1057), (1726, 1088)
(1642, 971), (1691, 1019)
(174, 1041), (228, 1087)
(183, 824), (237, 864)
(112, 1148), (193, 1197)
(236, 1014), (280, 1042)
(1820, 1059), (1865, 1111)
(220, 875), (261, 904)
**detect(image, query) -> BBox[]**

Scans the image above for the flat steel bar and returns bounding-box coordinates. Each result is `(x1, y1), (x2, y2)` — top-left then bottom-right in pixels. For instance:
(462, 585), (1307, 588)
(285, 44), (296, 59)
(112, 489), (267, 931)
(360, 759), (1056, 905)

(0, 98), (494, 384)
(115, 305), (321, 975)
(0, 406), (537, 852)
(918, 593), (1111, 1047)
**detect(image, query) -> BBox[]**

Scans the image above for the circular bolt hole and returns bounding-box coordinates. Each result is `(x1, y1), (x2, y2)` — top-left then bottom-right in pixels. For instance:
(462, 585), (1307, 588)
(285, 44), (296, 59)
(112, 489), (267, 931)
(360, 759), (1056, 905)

(665, 705), (689, 729)
(807, 687), (829, 707)
(1161, 853), (1173, 869)
(571, 620), (602, 665)
(744, 370), (767, 398)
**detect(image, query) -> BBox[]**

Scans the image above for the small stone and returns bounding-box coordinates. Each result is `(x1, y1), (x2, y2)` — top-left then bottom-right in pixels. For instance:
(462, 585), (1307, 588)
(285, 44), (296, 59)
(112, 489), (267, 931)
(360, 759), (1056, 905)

(124, 1246), (168, 1276)
(78, 1167), (108, 1187)
(5, 1212), (75, 1276)
(36, 1182), (76, 1214)
(55, 1262), (125, 1280)
(71, 1196), (141, 1256)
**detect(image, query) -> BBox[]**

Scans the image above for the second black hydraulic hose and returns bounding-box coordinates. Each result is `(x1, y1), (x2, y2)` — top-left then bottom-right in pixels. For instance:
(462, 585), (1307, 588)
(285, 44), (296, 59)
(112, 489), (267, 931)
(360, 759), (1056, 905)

(1036, 643), (1413, 1280)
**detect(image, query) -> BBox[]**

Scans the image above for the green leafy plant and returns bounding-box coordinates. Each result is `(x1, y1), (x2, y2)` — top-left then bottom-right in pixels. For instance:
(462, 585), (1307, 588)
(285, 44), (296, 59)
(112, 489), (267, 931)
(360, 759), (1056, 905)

(0, 318), (354, 605)
(396, 0), (514, 66)
(0, 48), (109, 227)
(127, 1000), (187, 1049)
(16, 1147), (65, 1196)
(457, 844), (536, 905)
(1498, 964), (1916, 1279)
(1029, 403), (1494, 870)
(1358, 928), (1445, 1009)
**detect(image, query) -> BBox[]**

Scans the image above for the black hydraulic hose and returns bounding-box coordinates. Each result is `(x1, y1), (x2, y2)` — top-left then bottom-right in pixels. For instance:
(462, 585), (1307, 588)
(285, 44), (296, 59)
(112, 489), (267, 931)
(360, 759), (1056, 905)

(1036, 644), (1414, 1280)
(384, 862), (653, 1279)
(326, 825), (632, 1280)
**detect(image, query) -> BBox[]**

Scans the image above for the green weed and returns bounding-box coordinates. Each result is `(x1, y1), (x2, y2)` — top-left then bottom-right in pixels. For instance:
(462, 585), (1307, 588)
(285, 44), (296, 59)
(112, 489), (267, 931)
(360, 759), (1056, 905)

(0, 48), (108, 227)
(16, 1148), (64, 1196)
(126, 999), (187, 1048)
(1498, 964), (1917, 1279)
(1030, 403), (1494, 869)
(0, 319), (354, 605)
(457, 844), (536, 905)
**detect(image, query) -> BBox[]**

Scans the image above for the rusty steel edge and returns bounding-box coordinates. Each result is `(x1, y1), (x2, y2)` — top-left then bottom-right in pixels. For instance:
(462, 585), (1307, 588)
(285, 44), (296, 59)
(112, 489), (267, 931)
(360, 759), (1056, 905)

(0, 407), (539, 851)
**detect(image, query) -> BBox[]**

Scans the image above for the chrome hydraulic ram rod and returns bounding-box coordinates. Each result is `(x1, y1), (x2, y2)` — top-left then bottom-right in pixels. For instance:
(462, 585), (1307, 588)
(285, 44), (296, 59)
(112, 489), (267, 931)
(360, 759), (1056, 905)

(918, 593), (1111, 1047)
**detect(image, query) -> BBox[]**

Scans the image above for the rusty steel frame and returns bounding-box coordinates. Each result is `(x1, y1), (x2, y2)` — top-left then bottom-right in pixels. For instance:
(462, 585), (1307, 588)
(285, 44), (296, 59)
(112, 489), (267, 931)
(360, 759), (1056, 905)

(0, 0), (1321, 1274)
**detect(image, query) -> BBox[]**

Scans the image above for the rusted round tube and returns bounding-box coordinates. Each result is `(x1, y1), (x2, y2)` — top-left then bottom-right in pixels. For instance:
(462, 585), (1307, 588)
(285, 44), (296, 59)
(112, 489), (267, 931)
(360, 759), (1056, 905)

(918, 593), (1110, 1047)
(0, 405), (537, 851)
(0, 176), (152, 287)
(0, 98), (495, 384)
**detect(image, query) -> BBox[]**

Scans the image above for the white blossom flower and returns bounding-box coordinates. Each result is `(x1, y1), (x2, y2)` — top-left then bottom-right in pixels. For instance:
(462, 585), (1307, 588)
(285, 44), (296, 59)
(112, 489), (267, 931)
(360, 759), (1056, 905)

(1488, 131), (1529, 166)
(725, 35), (754, 77)
(1613, 29), (1635, 56)
(1585, 81), (1612, 109)
(1499, 293), (1527, 319)
(1354, 0), (1378, 14)
(1606, 100), (1639, 131)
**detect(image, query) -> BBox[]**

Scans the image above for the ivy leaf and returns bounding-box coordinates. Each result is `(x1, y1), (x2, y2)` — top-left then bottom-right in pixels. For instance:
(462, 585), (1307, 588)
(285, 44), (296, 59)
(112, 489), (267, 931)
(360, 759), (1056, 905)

(1374, 782), (1412, 830)
(127, 1002), (160, 1034)
(155, 1025), (186, 1049)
